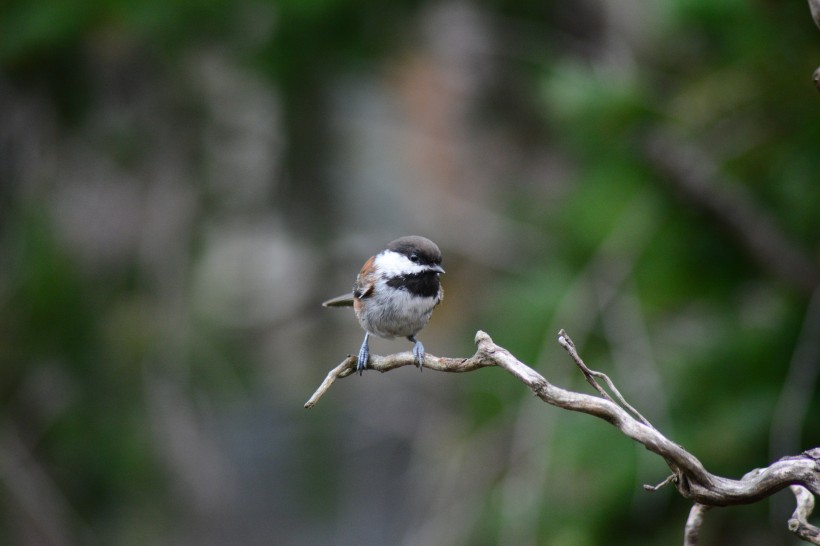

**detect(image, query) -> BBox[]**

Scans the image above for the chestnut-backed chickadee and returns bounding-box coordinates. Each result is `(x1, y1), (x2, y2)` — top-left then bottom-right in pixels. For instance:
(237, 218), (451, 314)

(323, 236), (445, 375)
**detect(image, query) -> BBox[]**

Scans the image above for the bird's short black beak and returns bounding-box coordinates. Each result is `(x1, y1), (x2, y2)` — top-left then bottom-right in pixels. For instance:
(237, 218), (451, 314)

(430, 264), (445, 274)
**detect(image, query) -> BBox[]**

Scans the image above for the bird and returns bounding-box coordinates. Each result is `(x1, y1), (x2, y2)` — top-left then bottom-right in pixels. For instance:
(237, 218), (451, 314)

(323, 236), (445, 375)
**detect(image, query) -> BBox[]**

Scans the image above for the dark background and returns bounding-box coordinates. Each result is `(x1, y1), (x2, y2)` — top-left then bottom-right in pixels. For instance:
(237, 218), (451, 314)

(1, 0), (819, 544)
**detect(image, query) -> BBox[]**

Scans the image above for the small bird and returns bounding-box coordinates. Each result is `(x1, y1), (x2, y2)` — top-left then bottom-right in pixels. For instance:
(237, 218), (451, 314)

(323, 236), (445, 375)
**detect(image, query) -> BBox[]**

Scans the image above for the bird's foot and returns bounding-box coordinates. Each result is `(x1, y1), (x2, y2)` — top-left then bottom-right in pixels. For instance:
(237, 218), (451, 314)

(409, 336), (425, 371)
(357, 334), (370, 375)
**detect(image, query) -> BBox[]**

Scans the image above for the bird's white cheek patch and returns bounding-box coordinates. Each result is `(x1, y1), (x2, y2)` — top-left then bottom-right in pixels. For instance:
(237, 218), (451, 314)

(374, 250), (426, 277)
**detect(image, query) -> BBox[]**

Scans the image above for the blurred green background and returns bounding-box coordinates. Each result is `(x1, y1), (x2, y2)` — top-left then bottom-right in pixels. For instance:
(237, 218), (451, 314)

(1, 0), (819, 544)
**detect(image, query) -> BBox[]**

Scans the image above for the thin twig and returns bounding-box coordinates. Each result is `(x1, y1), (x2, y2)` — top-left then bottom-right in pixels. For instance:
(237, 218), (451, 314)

(557, 329), (655, 429)
(556, 330), (617, 402)
(304, 356), (357, 408)
(644, 474), (677, 492)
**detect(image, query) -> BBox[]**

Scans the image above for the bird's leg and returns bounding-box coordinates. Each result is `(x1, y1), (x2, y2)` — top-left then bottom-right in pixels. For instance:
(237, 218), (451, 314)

(357, 332), (370, 375)
(408, 335), (424, 371)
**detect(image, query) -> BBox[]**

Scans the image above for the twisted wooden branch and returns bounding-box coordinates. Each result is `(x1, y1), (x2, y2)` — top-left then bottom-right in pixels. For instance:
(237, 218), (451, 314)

(306, 330), (820, 544)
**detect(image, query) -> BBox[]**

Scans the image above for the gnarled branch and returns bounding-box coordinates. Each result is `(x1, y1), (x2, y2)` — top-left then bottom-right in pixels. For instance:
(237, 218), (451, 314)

(306, 330), (820, 544)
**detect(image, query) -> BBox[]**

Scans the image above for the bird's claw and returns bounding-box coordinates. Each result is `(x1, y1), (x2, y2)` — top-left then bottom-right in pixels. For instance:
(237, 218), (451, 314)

(357, 334), (370, 375)
(411, 339), (425, 371)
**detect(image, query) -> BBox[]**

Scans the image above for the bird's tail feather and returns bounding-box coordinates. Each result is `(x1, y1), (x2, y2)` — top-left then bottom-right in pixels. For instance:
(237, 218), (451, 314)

(322, 294), (355, 307)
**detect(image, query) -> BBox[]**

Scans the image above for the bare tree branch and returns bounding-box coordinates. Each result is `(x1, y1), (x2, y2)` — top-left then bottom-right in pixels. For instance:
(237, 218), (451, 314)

(307, 330), (820, 543)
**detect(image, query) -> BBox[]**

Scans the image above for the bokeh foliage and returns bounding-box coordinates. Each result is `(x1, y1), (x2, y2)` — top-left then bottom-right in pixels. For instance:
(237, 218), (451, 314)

(1, 0), (818, 545)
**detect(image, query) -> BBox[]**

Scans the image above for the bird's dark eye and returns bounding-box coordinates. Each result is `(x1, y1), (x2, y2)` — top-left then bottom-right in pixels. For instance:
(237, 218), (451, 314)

(409, 254), (419, 263)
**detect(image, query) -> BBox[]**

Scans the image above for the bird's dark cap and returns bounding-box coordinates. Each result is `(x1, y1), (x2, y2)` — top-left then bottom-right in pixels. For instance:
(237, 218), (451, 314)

(387, 236), (443, 266)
